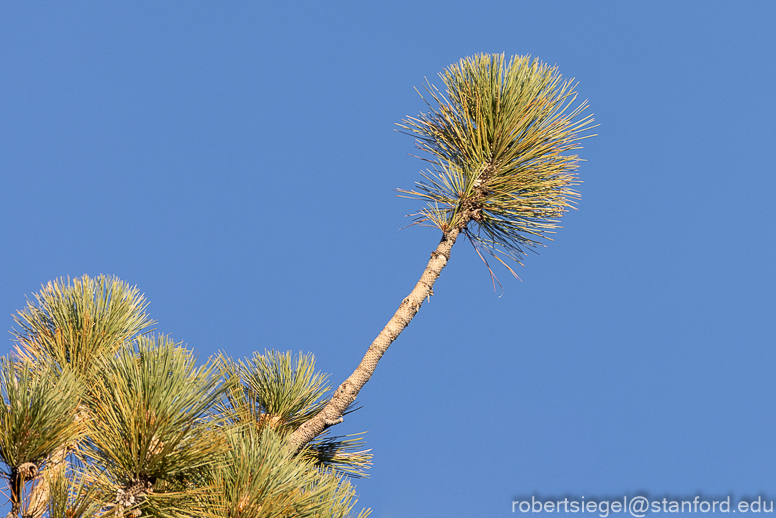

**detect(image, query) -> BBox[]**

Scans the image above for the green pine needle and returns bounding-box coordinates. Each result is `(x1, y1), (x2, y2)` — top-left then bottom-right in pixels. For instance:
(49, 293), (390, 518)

(398, 53), (595, 277)
(0, 359), (82, 471)
(83, 335), (227, 516)
(219, 351), (372, 478)
(12, 275), (154, 376)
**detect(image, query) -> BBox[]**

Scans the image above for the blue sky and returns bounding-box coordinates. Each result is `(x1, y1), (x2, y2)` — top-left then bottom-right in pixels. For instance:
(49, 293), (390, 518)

(1, 2), (774, 517)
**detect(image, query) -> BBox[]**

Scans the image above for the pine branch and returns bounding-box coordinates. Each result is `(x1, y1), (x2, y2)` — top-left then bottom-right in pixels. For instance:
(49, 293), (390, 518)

(287, 228), (460, 451)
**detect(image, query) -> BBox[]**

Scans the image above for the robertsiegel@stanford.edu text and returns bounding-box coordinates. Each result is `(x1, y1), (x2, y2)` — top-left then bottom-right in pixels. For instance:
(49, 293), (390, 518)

(511, 495), (773, 516)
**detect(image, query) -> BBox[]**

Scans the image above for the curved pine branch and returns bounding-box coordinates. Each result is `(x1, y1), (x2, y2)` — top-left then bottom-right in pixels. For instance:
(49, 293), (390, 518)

(287, 228), (460, 451)
(289, 53), (591, 454)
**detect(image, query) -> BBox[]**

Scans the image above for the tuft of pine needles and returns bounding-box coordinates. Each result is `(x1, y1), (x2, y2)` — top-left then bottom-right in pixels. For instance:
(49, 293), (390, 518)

(0, 359), (82, 475)
(12, 275), (154, 376)
(208, 427), (370, 518)
(219, 351), (372, 478)
(398, 53), (594, 281)
(84, 336), (227, 517)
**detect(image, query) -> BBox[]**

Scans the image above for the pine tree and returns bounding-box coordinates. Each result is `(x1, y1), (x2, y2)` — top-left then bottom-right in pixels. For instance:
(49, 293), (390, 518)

(3, 275), (370, 517)
(0, 53), (592, 517)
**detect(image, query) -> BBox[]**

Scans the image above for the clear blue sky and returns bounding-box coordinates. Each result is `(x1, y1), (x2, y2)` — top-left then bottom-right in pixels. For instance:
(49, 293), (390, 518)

(1, 2), (774, 517)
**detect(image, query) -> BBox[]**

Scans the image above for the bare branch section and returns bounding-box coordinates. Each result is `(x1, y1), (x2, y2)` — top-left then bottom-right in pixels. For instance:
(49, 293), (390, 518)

(288, 228), (461, 451)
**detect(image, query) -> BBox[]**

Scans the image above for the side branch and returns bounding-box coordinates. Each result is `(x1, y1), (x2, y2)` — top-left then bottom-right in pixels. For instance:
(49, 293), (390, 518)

(287, 228), (461, 452)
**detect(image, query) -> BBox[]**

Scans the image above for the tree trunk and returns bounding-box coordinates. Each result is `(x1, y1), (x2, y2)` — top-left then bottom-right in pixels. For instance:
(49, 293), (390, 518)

(287, 228), (460, 452)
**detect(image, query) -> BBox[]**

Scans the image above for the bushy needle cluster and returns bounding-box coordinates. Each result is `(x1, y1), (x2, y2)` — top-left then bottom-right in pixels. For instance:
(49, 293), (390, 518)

(399, 53), (594, 276)
(0, 275), (371, 518)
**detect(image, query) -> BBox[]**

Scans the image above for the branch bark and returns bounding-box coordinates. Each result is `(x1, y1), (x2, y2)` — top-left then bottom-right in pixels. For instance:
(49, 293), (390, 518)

(24, 448), (65, 518)
(287, 228), (460, 452)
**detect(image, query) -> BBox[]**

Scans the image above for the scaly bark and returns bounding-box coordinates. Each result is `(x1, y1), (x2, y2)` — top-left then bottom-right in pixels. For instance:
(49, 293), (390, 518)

(287, 228), (460, 452)
(24, 448), (66, 518)
(25, 403), (88, 518)
(8, 462), (38, 518)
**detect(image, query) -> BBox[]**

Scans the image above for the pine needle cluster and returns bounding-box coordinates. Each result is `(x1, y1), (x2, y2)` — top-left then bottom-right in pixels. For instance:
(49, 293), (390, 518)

(0, 275), (371, 518)
(399, 53), (594, 277)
